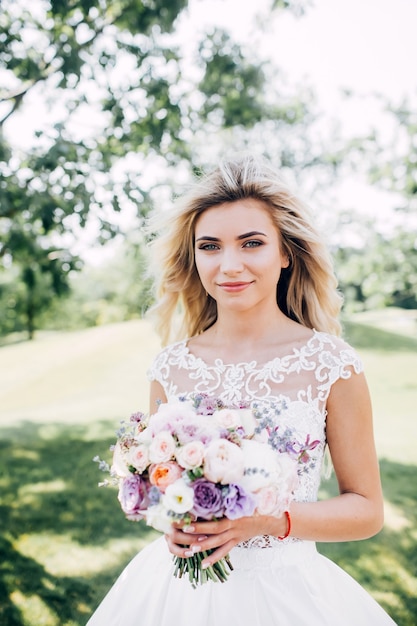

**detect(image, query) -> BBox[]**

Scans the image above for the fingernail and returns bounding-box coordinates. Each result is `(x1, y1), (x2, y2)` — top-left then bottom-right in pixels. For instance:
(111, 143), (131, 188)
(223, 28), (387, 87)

(183, 525), (195, 533)
(184, 550), (193, 557)
(201, 561), (210, 569)
(191, 545), (201, 553)
(197, 535), (207, 542)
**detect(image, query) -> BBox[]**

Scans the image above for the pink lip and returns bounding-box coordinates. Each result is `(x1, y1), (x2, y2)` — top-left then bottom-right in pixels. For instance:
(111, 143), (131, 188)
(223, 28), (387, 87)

(218, 282), (252, 292)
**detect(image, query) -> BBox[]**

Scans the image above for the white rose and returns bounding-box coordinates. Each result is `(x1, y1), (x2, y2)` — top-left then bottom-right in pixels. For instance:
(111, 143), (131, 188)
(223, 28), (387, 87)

(148, 431), (176, 463)
(203, 439), (245, 485)
(111, 441), (131, 478)
(240, 440), (298, 501)
(163, 478), (194, 515)
(239, 439), (279, 492)
(175, 441), (205, 470)
(135, 428), (152, 445)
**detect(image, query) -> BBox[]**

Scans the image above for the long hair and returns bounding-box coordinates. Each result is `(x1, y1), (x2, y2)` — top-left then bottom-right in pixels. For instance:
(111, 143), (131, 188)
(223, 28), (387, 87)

(147, 155), (342, 344)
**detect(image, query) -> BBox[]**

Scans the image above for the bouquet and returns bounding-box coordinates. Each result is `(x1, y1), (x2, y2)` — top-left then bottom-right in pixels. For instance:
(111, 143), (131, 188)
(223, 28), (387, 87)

(95, 394), (319, 587)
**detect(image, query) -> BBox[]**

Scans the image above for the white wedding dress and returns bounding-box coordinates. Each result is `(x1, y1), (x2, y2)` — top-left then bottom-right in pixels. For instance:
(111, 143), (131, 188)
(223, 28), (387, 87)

(86, 330), (396, 625)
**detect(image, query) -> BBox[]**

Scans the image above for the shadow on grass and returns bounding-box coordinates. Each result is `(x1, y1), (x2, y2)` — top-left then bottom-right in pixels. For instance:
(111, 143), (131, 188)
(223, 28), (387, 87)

(318, 458), (417, 626)
(1, 422), (416, 625)
(0, 421), (156, 626)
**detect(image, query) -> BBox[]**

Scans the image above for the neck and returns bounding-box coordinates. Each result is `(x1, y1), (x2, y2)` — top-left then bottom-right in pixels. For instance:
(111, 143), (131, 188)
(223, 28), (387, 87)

(210, 306), (292, 346)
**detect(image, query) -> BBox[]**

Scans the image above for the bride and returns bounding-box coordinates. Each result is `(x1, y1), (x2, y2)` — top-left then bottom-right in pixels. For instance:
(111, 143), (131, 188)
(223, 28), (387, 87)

(86, 154), (396, 625)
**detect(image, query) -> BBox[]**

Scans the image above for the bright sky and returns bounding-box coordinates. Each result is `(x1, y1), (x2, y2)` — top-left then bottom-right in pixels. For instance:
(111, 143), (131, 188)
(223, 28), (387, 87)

(5, 0), (416, 259)
(183, 0), (417, 115)
(177, 0), (417, 236)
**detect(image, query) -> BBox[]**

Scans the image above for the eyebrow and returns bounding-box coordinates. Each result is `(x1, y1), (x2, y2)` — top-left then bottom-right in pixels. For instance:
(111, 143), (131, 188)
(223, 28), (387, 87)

(195, 231), (268, 242)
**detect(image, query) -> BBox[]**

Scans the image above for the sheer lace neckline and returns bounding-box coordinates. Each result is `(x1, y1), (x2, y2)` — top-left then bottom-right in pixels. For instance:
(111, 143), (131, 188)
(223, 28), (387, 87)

(183, 328), (318, 369)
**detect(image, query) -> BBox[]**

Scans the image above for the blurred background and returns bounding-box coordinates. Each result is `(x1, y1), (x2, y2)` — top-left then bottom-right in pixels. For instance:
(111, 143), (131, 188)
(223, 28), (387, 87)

(0, 1), (416, 624)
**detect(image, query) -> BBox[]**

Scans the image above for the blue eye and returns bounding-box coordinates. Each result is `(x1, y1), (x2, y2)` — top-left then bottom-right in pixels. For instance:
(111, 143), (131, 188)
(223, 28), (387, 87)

(243, 240), (262, 248)
(197, 243), (219, 251)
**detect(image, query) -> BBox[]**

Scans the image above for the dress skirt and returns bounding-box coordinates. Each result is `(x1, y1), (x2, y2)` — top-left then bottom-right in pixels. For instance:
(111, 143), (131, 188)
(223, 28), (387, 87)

(86, 536), (396, 625)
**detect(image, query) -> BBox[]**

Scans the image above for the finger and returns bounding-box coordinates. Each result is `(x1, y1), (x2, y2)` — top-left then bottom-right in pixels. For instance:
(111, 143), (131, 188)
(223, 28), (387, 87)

(201, 539), (236, 568)
(164, 533), (201, 558)
(170, 527), (207, 545)
(186, 518), (231, 535)
(190, 529), (232, 554)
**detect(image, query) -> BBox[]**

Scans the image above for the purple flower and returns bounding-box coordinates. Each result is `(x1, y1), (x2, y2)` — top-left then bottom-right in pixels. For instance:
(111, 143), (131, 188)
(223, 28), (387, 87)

(224, 484), (256, 520)
(130, 411), (145, 423)
(190, 479), (225, 520)
(118, 474), (148, 519)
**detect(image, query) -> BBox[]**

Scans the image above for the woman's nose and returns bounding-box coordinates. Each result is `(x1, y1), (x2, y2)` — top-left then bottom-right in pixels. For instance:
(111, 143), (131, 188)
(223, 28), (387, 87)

(220, 249), (244, 274)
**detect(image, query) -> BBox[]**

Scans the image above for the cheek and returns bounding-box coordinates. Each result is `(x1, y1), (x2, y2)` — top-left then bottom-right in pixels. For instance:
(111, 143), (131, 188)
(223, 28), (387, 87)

(194, 253), (214, 279)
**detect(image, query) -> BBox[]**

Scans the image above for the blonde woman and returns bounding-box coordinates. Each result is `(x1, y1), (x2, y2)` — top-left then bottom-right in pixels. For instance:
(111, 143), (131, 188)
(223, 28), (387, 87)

(87, 155), (396, 625)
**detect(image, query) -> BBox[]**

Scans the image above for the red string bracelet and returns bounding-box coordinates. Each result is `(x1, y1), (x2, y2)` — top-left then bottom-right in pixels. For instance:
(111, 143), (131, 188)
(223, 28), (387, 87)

(277, 511), (291, 540)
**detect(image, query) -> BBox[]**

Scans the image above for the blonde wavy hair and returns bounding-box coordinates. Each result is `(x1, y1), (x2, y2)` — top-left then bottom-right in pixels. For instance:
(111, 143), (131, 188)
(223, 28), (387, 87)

(147, 155), (342, 344)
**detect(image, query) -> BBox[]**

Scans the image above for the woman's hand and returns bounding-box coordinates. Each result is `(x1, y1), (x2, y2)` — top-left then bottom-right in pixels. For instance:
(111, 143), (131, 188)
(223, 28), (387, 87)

(165, 514), (286, 568)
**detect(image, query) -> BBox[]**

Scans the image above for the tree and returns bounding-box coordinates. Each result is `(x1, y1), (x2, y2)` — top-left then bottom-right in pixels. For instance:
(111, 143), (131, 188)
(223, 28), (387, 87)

(1, 0), (312, 338)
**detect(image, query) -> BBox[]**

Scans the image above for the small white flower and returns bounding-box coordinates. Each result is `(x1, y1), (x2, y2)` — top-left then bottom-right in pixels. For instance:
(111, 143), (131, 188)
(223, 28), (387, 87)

(239, 409), (258, 437)
(145, 503), (173, 534)
(163, 478), (194, 514)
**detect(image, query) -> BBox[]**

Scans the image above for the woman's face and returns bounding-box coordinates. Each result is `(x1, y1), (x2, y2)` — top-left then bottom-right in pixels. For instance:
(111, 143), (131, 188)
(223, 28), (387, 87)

(194, 199), (289, 314)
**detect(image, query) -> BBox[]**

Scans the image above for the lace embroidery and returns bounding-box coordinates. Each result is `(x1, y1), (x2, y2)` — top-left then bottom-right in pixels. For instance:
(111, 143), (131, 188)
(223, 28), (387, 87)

(147, 330), (363, 549)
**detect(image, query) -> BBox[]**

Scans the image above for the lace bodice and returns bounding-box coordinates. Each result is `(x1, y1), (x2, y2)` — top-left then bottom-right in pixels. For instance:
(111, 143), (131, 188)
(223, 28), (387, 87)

(147, 330), (362, 547)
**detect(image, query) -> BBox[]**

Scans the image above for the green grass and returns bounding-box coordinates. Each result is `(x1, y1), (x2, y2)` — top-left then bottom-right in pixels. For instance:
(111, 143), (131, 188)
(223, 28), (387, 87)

(0, 314), (416, 625)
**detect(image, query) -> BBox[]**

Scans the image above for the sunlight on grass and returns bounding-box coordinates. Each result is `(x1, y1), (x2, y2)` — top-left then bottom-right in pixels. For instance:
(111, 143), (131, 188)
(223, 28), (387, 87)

(14, 532), (158, 577)
(10, 590), (62, 626)
(0, 320), (161, 425)
(1, 314), (416, 625)
(384, 500), (412, 531)
(11, 449), (40, 461)
(357, 551), (417, 598)
(19, 480), (67, 496)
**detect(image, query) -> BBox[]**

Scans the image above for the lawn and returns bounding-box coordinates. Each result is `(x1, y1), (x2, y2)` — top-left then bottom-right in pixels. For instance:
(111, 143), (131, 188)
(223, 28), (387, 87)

(0, 314), (416, 625)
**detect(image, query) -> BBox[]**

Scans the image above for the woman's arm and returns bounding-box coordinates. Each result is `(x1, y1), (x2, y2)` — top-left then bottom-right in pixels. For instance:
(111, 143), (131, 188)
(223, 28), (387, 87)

(290, 370), (384, 541)
(165, 370), (385, 567)
(149, 379), (167, 414)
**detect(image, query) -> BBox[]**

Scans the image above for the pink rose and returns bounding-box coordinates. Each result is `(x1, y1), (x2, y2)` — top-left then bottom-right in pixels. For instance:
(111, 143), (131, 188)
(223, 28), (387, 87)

(149, 431), (176, 463)
(214, 409), (242, 430)
(203, 439), (244, 485)
(214, 408), (257, 437)
(255, 486), (284, 517)
(149, 401), (196, 436)
(175, 441), (205, 470)
(149, 461), (183, 493)
(127, 444), (150, 472)
(274, 452), (299, 496)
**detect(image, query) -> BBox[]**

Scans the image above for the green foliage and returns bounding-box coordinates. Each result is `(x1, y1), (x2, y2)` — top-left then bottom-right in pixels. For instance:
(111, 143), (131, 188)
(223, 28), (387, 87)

(39, 239), (154, 330)
(1, 0), (310, 339)
(368, 99), (417, 212)
(336, 229), (417, 312)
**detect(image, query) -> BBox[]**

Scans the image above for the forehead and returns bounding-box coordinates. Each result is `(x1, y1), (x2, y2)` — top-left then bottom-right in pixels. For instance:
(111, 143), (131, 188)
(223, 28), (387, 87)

(195, 199), (275, 234)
